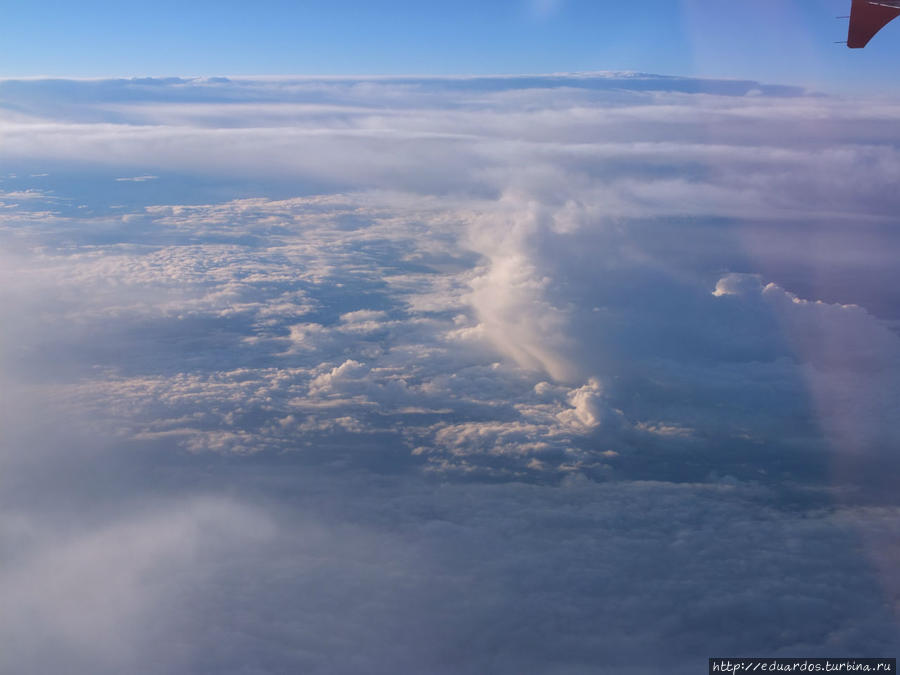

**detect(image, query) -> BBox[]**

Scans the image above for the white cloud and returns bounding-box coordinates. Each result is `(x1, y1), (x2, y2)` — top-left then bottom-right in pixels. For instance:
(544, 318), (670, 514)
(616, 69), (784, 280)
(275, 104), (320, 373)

(557, 378), (606, 430)
(0, 498), (275, 673)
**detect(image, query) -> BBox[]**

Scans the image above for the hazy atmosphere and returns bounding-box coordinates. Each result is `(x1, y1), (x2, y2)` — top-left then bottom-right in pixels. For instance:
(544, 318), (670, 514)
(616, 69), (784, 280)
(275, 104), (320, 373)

(2, 3), (900, 674)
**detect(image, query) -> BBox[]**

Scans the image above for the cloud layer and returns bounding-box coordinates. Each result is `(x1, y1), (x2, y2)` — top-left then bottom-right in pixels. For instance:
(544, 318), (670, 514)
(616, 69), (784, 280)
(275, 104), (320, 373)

(1, 74), (899, 671)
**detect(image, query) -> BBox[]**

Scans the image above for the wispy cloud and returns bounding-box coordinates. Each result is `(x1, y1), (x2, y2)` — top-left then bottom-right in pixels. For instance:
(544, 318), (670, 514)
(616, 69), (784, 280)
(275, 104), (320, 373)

(529, 0), (564, 19)
(114, 175), (158, 182)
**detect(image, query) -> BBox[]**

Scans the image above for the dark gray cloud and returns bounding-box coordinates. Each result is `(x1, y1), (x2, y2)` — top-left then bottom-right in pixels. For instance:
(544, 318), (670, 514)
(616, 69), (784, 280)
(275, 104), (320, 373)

(1, 74), (899, 672)
(2, 464), (898, 675)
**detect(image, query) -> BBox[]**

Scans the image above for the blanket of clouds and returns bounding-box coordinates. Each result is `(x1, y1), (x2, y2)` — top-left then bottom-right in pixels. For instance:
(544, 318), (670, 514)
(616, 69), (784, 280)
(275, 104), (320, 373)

(1, 73), (899, 673)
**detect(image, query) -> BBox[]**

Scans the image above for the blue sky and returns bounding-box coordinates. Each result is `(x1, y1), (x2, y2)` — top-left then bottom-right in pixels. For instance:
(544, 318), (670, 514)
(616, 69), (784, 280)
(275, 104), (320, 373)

(3, 0), (900, 91)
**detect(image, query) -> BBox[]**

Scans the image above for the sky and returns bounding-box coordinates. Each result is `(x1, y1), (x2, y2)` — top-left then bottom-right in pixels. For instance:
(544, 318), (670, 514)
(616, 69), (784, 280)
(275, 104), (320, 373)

(3, 0), (900, 91)
(2, 4), (900, 675)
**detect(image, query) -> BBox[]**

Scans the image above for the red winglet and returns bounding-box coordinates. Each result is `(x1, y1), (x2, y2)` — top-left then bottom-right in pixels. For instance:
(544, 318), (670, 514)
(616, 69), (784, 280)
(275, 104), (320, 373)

(848, 0), (900, 48)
